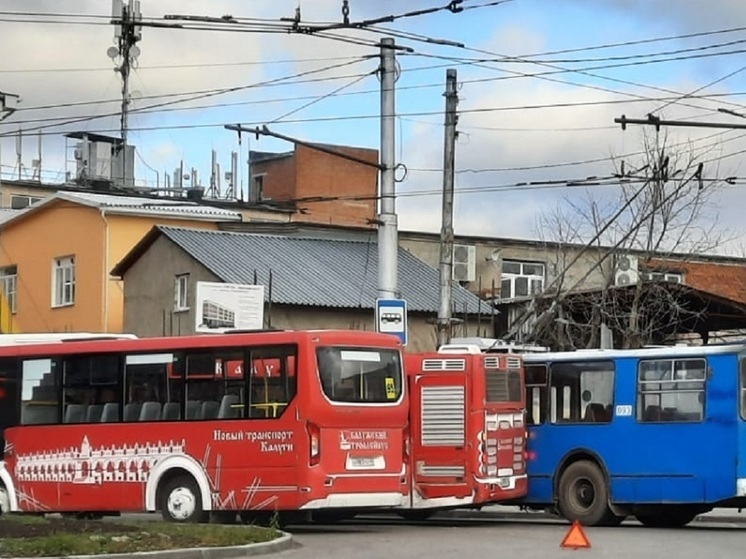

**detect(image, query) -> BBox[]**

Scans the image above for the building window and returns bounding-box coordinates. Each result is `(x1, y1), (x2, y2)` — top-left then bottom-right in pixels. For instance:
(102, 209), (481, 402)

(52, 256), (75, 307)
(0, 265), (17, 314)
(174, 274), (189, 311)
(10, 195), (43, 210)
(641, 271), (683, 283)
(252, 174), (265, 200)
(500, 260), (545, 299)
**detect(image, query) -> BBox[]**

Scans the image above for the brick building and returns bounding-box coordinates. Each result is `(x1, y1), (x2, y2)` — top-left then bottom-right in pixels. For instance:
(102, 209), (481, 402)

(248, 143), (378, 228)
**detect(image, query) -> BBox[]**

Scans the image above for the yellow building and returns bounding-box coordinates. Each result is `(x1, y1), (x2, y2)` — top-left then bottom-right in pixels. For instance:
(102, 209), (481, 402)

(0, 191), (241, 333)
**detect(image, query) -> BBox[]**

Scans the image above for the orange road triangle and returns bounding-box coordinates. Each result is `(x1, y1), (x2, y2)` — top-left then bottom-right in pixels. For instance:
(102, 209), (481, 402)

(560, 520), (591, 549)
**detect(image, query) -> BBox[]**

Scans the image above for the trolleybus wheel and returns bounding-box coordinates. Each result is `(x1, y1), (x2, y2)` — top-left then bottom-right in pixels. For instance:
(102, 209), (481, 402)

(159, 475), (208, 523)
(635, 507), (699, 528)
(557, 460), (620, 526)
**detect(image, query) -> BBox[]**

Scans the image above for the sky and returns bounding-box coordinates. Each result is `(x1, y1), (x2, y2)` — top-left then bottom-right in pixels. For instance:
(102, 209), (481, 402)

(2, 0), (746, 253)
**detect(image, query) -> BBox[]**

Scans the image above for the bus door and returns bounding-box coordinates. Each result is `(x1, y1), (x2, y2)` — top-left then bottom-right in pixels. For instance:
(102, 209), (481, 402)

(408, 355), (471, 505)
(0, 358), (19, 460)
(738, 356), (746, 500)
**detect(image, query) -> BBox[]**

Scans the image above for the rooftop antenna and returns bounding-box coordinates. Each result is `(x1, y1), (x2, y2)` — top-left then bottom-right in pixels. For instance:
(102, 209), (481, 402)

(15, 129), (23, 180)
(109, 0), (142, 187)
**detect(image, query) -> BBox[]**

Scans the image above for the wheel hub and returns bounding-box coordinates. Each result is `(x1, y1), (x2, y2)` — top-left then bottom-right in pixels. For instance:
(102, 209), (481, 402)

(167, 487), (196, 521)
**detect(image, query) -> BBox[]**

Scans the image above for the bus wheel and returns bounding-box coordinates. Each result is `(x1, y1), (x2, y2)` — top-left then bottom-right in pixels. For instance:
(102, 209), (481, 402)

(557, 460), (619, 526)
(635, 507), (699, 528)
(0, 486), (9, 516)
(159, 475), (208, 523)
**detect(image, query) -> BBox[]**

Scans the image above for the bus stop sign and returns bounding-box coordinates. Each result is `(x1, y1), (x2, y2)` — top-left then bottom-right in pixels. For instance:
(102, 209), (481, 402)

(375, 298), (407, 346)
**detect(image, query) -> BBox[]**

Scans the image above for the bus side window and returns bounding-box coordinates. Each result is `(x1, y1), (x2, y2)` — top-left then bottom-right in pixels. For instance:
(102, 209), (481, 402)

(249, 345), (297, 418)
(20, 358), (60, 425)
(638, 358), (705, 423)
(524, 364), (547, 425)
(550, 361), (615, 424)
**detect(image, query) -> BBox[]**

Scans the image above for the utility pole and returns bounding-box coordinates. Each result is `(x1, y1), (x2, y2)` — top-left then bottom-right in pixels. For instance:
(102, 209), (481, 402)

(378, 38), (398, 300)
(109, 0), (142, 187)
(437, 69), (459, 347)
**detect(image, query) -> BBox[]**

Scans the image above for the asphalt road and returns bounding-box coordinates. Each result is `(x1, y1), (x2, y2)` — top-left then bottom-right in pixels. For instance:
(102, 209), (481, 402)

(274, 515), (746, 559)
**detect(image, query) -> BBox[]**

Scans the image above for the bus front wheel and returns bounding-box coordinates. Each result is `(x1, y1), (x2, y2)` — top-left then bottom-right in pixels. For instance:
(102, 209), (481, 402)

(159, 475), (208, 523)
(557, 460), (619, 526)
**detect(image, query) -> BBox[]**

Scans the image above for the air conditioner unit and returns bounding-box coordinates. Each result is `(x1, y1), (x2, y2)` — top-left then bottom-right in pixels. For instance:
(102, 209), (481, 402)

(452, 244), (476, 282)
(614, 254), (639, 286)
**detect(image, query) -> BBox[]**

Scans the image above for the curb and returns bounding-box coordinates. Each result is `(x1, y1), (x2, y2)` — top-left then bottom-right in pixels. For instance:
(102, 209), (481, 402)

(11, 530), (295, 559)
(435, 509), (746, 525)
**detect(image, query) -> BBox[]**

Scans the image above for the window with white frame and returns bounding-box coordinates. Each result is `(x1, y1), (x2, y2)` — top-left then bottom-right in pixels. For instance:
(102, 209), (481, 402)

(52, 256), (75, 307)
(0, 265), (18, 314)
(10, 195), (43, 210)
(174, 274), (189, 311)
(641, 271), (683, 284)
(500, 260), (545, 299)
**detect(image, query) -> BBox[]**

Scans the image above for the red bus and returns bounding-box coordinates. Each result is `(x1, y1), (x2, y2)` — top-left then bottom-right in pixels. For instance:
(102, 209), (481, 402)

(398, 345), (527, 518)
(0, 330), (408, 523)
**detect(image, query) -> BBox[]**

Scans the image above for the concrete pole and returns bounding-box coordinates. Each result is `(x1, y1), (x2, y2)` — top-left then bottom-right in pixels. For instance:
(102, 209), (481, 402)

(378, 38), (398, 300)
(437, 69), (459, 347)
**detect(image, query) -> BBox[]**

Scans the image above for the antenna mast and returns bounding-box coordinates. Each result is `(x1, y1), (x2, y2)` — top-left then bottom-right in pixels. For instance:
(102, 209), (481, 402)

(109, 0), (142, 186)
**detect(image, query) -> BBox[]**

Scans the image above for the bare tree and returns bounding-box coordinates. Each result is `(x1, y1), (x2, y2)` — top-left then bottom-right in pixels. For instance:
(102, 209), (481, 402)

(516, 131), (732, 350)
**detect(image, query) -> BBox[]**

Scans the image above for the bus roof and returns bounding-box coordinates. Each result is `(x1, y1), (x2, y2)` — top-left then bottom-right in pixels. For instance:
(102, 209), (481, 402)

(521, 343), (746, 363)
(0, 329), (402, 357)
(0, 333), (138, 345)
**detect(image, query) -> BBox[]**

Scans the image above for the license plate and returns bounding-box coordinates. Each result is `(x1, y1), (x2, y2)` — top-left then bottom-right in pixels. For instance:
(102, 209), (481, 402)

(346, 455), (384, 470)
(350, 457), (376, 468)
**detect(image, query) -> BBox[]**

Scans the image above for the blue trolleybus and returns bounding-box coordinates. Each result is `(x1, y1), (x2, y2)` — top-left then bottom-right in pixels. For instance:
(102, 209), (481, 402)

(510, 344), (746, 527)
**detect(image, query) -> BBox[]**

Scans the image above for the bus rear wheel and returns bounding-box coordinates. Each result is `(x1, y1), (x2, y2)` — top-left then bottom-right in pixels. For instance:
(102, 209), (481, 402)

(635, 507), (699, 528)
(159, 475), (208, 523)
(557, 460), (620, 526)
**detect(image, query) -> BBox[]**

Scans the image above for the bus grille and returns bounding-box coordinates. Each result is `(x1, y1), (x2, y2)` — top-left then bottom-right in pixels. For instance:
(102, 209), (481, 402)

(422, 358), (466, 371)
(484, 356), (500, 369)
(420, 386), (465, 446)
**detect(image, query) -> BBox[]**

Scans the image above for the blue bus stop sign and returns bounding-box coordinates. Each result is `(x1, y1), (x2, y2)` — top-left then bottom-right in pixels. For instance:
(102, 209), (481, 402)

(375, 298), (407, 346)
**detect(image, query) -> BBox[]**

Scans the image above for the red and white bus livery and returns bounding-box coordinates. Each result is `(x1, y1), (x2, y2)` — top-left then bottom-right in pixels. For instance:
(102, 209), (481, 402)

(0, 330), (408, 522)
(401, 346), (527, 515)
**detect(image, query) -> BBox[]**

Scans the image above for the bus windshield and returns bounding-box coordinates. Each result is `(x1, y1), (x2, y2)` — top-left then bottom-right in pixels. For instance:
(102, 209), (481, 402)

(317, 346), (402, 403)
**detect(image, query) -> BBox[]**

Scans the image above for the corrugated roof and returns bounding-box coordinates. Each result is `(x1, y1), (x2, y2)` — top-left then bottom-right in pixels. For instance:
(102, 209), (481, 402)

(157, 226), (487, 314)
(0, 191), (242, 229)
(57, 191), (242, 220)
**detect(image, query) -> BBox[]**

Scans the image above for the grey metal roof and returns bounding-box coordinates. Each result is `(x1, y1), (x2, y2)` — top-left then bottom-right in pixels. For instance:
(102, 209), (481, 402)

(57, 192), (242, 220)
(158, 226), (488, 314)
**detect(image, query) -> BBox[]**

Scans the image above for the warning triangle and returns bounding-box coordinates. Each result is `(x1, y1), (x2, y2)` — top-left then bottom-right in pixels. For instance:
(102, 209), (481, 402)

(560, 520), (591, 549)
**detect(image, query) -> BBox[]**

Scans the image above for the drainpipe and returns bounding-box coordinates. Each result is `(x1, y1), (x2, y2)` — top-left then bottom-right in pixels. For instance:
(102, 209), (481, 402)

(99, 209), (110, 332)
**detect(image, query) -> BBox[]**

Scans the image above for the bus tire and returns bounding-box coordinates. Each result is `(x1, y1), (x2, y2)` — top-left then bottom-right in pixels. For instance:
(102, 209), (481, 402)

(557, 460), (619, 526)
(635, 507), (699, 528)
(159, 475), (208, 523)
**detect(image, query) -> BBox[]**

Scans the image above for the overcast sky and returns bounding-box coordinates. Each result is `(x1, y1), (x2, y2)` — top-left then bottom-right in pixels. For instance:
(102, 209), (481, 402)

(1, 0), (746, 252)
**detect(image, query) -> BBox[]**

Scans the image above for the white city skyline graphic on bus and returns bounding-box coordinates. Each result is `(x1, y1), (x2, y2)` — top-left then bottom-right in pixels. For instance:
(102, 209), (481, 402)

(13, 436), (186, 485)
